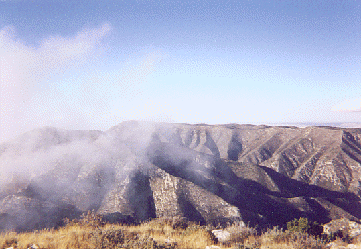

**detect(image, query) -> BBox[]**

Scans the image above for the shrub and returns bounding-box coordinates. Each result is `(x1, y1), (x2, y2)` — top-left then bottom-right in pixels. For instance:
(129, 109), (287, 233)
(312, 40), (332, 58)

(171, 217), (189, 230)
(2, 238), (17, 249)
(287, 217), (323, 237)
(64, 210), (105, 228)
(89, 227), (124, 248)
(262, 226), (285, 244)
(221, 222), (257, 245)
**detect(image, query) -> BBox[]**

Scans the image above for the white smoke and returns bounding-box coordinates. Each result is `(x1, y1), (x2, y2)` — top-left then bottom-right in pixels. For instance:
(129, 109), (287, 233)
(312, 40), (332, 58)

(0, 23), (112, 142)
(1, 25), (164, 137)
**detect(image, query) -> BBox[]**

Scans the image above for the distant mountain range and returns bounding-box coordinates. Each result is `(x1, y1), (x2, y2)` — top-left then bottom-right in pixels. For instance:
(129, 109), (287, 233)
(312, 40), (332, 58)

(267, 122), (361, 128)
(1, 121), (361, 232)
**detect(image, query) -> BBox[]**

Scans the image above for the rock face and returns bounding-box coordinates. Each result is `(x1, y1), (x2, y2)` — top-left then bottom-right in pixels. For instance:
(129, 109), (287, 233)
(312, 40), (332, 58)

(323, 218), (361, 238)
(1, 121), (361, 231)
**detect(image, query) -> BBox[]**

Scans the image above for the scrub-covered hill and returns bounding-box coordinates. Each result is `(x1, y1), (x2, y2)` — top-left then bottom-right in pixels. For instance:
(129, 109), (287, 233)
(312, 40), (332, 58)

(1, 121), (361, 231)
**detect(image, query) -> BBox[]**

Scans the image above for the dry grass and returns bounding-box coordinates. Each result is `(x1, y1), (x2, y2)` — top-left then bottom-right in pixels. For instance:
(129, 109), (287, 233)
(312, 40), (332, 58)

(0, 216), (214, 249)
(1, 214), (361, 249)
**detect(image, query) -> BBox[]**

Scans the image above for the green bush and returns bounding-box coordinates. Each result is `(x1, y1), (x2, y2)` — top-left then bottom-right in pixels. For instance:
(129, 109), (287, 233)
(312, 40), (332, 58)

(287, 217), (323, 237)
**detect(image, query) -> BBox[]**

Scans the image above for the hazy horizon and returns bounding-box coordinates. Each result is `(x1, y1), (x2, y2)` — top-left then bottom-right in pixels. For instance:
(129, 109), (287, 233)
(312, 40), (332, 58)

(1, 0), (361, 143)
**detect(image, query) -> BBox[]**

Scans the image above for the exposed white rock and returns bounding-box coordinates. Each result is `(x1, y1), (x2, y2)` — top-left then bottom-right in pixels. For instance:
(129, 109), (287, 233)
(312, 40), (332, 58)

(205, 246), (221, 249)
(323, 218), (361, 238)
(347, 244), (358, 249)
(212, 229), (231, 243)
(27, 244), (39, 249)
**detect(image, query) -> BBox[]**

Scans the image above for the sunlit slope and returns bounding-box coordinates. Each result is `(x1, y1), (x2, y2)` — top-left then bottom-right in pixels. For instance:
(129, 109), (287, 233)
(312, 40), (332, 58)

(0, 121), (361, 232)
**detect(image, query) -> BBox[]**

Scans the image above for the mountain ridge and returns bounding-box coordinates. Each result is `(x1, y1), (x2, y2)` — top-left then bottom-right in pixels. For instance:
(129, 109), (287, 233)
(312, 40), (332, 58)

(1, 121), (361, 231)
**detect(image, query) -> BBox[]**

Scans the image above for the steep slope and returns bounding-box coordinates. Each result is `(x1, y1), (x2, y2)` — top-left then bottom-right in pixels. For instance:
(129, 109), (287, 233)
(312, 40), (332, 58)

(0, 121), (361, 232)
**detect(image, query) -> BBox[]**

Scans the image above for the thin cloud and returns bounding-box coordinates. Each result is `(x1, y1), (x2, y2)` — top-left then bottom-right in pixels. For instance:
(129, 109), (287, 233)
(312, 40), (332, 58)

(46, 49), (167, 130)
(331, 98), (361, 112)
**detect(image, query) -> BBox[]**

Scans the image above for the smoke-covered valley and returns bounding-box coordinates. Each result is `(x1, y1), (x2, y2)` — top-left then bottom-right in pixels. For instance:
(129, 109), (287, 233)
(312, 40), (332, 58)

(1, 121), (361, 232)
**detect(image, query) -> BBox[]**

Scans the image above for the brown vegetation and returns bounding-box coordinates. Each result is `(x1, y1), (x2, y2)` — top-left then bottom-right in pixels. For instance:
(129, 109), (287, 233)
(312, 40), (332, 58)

(1, 213), (361, 249)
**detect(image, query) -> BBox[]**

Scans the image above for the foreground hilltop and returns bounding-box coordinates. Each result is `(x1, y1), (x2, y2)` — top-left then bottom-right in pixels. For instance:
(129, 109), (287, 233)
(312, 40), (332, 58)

(0, 121), (361, 231)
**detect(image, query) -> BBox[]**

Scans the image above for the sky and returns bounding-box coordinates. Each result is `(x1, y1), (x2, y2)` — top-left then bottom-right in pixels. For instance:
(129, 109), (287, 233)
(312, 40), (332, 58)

(1, 0), (361, 142)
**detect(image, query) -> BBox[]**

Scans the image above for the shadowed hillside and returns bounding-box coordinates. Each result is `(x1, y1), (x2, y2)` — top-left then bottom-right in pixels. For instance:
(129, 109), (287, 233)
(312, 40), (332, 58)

(1, 121), (361, 232)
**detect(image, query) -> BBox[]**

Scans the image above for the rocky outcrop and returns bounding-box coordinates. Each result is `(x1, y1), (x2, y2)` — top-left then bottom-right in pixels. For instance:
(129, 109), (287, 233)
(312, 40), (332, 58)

(323, 218), (361, 238)
(1, 121), (361, 231)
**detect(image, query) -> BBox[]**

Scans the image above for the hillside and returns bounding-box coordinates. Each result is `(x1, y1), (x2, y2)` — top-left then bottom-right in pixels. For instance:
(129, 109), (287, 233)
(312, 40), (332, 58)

(1, 121), (361, 232)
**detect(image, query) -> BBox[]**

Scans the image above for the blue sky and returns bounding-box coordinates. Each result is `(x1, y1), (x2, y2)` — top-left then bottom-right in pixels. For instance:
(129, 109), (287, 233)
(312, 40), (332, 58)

(1, 0), (361, 141)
